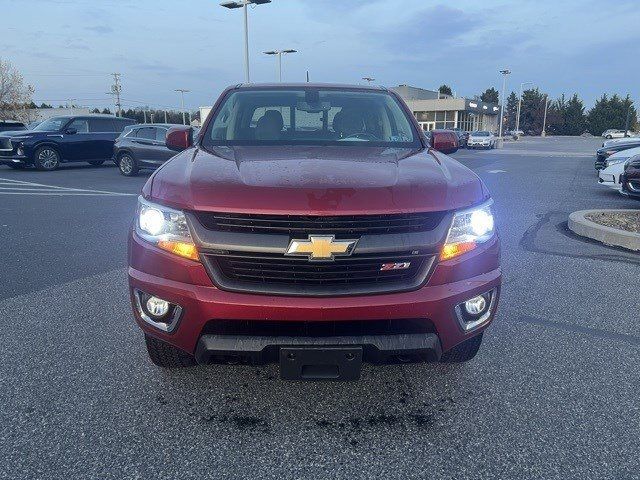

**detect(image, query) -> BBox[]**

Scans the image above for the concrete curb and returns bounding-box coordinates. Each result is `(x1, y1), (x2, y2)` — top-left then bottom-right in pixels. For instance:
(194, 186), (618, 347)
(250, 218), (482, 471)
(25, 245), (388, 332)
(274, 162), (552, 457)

(568, 209), (640, 252)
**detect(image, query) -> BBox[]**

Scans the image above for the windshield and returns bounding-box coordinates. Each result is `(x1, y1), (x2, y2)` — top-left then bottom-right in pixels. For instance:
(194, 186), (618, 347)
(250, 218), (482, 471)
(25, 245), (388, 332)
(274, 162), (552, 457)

(33, 117), (69, 132)
(202, 88), (420, 148)
(471, 131), (490, 137)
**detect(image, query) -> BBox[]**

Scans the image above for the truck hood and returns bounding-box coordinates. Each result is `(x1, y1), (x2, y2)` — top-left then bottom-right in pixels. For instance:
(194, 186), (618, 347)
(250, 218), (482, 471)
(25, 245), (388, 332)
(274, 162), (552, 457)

(146, 145), (488, 214)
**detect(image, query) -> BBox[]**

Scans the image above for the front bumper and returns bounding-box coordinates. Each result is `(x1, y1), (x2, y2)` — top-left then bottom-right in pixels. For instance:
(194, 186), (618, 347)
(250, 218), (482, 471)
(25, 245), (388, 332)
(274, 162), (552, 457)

(128, 232), (501, 360)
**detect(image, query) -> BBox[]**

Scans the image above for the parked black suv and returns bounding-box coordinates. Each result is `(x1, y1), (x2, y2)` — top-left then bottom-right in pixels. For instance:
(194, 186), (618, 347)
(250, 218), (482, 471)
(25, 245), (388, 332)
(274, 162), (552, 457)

(113, 124), (180, 176)
(0, 114), (134, 170)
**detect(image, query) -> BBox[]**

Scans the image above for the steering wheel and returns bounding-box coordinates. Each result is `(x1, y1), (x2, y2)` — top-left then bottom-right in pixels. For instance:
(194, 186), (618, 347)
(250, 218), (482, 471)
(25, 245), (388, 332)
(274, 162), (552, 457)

(340, 132), (380, 141)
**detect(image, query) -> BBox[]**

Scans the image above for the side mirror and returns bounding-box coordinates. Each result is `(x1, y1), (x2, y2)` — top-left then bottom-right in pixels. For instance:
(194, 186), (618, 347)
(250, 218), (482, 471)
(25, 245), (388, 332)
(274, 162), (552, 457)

(432, 134), (458, 155)
(65, 128), (77, 135)
(166, 126), (194, 152)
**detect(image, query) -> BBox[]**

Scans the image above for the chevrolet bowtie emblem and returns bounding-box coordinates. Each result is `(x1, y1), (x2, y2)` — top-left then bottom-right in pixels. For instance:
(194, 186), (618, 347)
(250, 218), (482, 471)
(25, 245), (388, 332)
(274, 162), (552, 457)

(286, 235), (358, 261)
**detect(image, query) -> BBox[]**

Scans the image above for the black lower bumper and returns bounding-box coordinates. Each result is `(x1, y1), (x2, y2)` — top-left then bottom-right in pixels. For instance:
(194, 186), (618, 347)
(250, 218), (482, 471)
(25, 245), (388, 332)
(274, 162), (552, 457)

(195, 333), (442, 380)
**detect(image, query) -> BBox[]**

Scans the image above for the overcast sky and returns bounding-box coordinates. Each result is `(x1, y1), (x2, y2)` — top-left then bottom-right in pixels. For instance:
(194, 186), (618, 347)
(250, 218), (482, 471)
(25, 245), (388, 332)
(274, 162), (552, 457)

(3, 0), (639, 111)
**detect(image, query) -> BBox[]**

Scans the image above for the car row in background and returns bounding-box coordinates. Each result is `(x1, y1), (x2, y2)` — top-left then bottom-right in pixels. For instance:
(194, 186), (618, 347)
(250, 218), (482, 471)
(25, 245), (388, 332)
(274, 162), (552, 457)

(596, 142), (640, 200)
(0, 115), (135, 170)
(0, 114), (197, 175)
(423, 129), (498, 153)
(595, 136), (640, 170)
(467, 131), (497, 149)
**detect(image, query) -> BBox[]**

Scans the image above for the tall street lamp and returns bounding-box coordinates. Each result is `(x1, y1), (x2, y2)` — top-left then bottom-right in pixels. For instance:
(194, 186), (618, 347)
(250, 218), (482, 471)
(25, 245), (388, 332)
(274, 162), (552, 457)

(264, 49), (297, 82)
(220, 0), (272, 83)
(175, 89), (190, 125)
(498, 69), (511, 141)
(516, 81), (533, 133)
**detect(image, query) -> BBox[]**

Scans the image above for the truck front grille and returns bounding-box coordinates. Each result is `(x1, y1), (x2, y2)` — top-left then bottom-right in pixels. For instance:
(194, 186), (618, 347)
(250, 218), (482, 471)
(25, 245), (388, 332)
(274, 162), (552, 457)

(195, 211), (446, 235)
(202, 251), (434, 296)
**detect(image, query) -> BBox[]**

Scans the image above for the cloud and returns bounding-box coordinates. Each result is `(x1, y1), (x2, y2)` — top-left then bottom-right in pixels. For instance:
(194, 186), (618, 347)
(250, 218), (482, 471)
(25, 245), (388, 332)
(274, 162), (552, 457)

(85, 25), (113, 34)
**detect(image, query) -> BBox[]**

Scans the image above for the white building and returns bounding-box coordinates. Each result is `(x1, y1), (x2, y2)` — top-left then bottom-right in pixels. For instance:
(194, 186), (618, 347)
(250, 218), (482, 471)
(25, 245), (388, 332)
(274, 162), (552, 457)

(390, 85), (500, 132)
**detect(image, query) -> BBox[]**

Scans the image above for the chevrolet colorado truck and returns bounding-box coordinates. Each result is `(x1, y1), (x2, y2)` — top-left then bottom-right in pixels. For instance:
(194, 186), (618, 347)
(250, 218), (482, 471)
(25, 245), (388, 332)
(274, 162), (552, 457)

(128, 83), (501, 381)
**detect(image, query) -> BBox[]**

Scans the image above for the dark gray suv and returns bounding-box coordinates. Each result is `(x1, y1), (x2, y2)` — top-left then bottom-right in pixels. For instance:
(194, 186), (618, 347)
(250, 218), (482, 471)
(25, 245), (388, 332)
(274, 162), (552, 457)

(113, 124), (178, 176)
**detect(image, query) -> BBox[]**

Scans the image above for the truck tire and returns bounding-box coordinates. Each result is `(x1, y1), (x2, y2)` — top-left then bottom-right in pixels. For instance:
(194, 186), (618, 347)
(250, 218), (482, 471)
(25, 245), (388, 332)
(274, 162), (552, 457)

(34, 146), (60, 171)
(440, 332), (483, 363)
(145, 334), (196, 368)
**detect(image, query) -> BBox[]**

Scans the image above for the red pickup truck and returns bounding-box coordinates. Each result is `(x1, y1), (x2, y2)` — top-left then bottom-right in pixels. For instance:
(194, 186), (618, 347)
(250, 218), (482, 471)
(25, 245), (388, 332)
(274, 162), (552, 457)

(128, 83), (501, 381)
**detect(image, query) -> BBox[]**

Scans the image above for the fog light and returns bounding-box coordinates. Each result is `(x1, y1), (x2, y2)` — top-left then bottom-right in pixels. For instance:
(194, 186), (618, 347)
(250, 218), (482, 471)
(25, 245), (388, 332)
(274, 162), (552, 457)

(146, 296), (170, 318)
(454, 288), (497, 332)
(134, 290), (183, 333)
(464, 295), (487, 315)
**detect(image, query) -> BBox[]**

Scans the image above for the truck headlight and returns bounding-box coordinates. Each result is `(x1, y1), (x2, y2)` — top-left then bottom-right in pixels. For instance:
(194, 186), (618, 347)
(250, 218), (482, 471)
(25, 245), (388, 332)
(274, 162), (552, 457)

(136, 197), (199, 261)
(440, 200), (495, 261)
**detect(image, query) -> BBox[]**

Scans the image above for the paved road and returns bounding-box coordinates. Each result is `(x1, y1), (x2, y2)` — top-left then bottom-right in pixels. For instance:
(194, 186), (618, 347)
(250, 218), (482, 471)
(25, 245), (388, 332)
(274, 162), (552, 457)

(1, 138), (638, 479)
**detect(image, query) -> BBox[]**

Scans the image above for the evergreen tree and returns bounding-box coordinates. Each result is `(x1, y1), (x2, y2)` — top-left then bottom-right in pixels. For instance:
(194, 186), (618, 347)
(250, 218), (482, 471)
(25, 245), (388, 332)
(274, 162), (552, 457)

(587, 94), (637, 135)
(438, 84), (452, 96)
(505, 92), (518, 130)
(480, 87), (500, 104)
(564, 94), (587, 135)
(519, 88), (546, 135)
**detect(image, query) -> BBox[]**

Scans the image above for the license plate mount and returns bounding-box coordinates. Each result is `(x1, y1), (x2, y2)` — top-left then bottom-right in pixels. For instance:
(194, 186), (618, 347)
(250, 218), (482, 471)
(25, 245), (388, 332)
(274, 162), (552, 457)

(279, 346), (363, 381)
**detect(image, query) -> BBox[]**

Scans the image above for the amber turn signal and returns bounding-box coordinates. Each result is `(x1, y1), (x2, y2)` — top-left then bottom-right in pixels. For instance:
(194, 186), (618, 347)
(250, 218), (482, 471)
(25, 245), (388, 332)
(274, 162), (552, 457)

(440, 241), (476, 261)
(157, 240), (200, 261)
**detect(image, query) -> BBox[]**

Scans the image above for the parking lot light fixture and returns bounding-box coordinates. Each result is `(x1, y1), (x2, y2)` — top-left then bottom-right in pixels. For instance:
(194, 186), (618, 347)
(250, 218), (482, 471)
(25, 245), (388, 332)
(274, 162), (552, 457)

(264, 49), (297, 82)
(498, 69), (511, 141)
(175, 89), (190, 125)
(516, 81), (533, 133)
(220, 0), (272, 83)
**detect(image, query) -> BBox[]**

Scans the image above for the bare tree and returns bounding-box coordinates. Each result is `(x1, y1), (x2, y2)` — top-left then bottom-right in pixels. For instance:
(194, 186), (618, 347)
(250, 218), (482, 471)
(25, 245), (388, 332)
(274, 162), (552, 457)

(0, 59), (34, 122)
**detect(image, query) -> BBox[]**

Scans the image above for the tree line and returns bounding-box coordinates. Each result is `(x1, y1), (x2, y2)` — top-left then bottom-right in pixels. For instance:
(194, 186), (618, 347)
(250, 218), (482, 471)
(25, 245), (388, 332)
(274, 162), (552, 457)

(90, 108), (200, 125)
(479, 87), (638, 136)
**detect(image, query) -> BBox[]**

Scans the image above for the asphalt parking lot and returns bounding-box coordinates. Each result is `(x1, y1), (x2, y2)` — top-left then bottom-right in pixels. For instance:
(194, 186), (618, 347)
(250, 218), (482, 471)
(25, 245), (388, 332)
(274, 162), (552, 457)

(1, 137), (638, 479)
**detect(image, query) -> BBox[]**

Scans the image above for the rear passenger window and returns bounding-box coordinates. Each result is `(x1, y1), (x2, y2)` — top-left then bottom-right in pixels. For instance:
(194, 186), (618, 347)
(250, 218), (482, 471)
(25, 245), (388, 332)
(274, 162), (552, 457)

(89, 118), (116, 132)
(137, 127), (156, 140)
(155, 129), (167, 142)
(67, 118), (89, 133)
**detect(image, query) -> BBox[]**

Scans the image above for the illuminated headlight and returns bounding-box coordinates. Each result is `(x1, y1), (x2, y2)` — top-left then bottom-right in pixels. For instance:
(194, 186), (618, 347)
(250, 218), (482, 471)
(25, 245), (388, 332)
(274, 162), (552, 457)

(441, 200), (495, 261)
(136, 197), (199, 261)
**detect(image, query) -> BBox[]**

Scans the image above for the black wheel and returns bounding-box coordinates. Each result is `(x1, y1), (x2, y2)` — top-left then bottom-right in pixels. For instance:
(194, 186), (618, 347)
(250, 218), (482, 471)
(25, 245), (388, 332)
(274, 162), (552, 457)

(606, 135), (613, 139)
(440, 333), (483, 363)
(88, 160), (105, 166)
(34, 146), (60, 171)
(144, 335), (196, 368)
(118, 153), (139, 176)
(6, 163), (26, 170)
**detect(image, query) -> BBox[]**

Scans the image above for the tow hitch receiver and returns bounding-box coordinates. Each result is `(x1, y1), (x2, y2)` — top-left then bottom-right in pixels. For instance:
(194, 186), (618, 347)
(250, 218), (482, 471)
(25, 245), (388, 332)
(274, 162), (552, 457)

(279, 346), (363, 381)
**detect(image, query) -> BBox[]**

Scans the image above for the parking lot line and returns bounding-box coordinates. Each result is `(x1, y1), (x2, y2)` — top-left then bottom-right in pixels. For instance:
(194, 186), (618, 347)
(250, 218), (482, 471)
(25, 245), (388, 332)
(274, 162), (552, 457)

(0, 177), (137, 197)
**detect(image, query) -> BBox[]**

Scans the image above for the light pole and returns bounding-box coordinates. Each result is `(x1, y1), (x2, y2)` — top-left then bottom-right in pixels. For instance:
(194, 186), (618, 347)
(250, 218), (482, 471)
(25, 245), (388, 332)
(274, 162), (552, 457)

(175, 89), (190, 125)
(264, 49), (297, 82)
(362, 77), (375, 84)
(498, 69), (511, 141)
(516, 81), (533, 133)
(541, 94), (549, 137)
(220, 0), (272, 83)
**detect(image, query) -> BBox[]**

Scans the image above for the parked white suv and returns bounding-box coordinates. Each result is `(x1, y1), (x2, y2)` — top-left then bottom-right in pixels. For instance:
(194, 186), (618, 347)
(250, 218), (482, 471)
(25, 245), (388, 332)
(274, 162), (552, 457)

(601, 129), (635, 139)
(467, 131), (496, 149)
